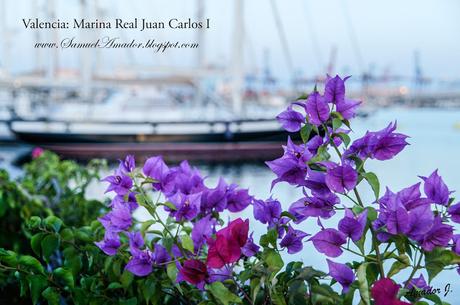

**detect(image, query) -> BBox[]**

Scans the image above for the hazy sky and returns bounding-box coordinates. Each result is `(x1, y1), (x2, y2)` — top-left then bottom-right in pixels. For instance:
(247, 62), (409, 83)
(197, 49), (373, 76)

(3, 0), (460, 81)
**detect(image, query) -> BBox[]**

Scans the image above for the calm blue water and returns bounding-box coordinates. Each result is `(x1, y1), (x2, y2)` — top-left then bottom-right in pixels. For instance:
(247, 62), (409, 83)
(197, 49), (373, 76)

(2, 107), (460, 302)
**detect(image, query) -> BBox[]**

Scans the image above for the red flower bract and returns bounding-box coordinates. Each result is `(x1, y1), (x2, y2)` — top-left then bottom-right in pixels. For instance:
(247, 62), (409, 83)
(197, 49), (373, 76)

(371, 278), (411, 305)
(206, 218), (249, 268)
(179, 259), (208, 286)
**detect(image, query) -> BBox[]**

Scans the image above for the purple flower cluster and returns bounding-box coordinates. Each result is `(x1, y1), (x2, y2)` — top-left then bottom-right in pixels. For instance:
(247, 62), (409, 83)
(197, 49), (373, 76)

(268, 74), (460, 292)
(96, 155), (260, 282)
(373, 173), (454, 252)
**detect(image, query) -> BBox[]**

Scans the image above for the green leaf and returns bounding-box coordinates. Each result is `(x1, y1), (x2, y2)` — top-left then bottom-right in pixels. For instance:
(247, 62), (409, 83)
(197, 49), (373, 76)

(53, 267), (74, 288)
(28, 216), (42, 229)
(107, 282), (123, 289)
(162, 201), (177, 211)
(363, 172), (380, 199)
(300, 124), (313, 143)
(335, 132), (351, 147)
(425, 247), (456, 282)
(119, 297), (137, 305)
(357, 263), (371, 305)
(41, 234), (60, 262)
(262, 249), (284, 274)
(207, 282), (242, 305)
(167, 262), (178, 282)
(387, 254), (410, 277)
(332, 118), (342, 130)
(31, 233), (45, 256)
(121, 269), (134, 289)
(181, 235), (195, 253)
(140, 219), (156, 235)
(18, 255), (45, 274)
(42, 287), (60, 305)
(28, 274), (47, 305)
(43, 216), (63, 233)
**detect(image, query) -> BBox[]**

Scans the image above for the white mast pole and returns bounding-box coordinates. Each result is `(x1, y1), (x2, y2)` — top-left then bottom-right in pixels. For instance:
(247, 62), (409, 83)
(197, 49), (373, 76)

(195, 0), (205, 106)
(231, 0), (244, 115)
(46, 0), (58, 82)
(32, 0), (42, 74)
(80, 0), (92, 100)
(0, 0), (9, 77)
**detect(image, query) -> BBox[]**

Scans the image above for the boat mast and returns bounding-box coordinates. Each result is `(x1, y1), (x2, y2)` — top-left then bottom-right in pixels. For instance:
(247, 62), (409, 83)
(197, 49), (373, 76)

(0, 0), (9, 77)
(46, 0), (58, 82)
(195, 0), (205, 107)
(32, 0), (43, 74)
(231, 0), (244, 115)
(80, 0), (92, 100)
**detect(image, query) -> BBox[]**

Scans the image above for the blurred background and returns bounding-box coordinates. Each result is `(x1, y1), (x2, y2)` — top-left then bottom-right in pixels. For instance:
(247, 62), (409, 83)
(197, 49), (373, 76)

(1, 0), (460, 301)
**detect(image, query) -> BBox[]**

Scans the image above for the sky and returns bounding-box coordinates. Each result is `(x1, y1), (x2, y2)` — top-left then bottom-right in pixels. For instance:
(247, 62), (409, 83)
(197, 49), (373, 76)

(2, 0), (460, 82)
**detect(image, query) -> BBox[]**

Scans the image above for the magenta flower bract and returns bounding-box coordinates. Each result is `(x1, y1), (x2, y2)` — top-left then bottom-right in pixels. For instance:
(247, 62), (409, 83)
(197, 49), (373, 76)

(371, 278), (411, 305)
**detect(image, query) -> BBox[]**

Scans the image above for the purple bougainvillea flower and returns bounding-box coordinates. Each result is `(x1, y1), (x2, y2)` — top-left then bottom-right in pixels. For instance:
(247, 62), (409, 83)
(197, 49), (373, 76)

(99, 201), (132, 232)
(169, 160), (205, 195)
(336, 98), (361, 120)
(266, 138), (312, 189)
(242, 233), (260, 257)
(110, 192), (139, 212)
(396, 183), (431, 210)
(347, 122), (409, 161)
(125, 250), (154, 277)
(327, 259), (355, 293)
(191, 215), (216, 250)
(226, 184), (253, 212)
(448, 202), (460, 223)
(324, 74), (350, 104)
(384, 198), (410, 235)
(310, 228), (346, 257)
(306, 135), (324, 155)
(289, 191), (339, 222)
(303, 91), (330, 125)
(371, 278), (411, 305)
(304, 171), (330, 194)
(119, 155), (135, 174)
(102, 169), (133, 196)
(152, 243), (171, 266)
(325, 164), (358, 194)
(405, 204), (434, 240)
(168, 192), (201, 221)
(406, 274), (430, 290)
(253, 198), (281, 226)
(419, 170), (451, 205)
(338, 209), (368, 241)
(208, 266), (232, 283)
(177, 259), (208, 289)
(452, 235), (460, 255)
(143, 156), (171, 191)
(420, 216), (453, 251)
(200, 178), (228, 214)
(126, 231), (144, 256)
(276, 105), (305, 132)
(279, 226), (309, 254)
(95, 231), (121, 256)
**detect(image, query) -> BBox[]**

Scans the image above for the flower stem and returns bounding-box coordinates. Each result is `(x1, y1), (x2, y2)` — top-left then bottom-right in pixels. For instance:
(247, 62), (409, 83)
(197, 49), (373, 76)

(404, 251), (424, 287)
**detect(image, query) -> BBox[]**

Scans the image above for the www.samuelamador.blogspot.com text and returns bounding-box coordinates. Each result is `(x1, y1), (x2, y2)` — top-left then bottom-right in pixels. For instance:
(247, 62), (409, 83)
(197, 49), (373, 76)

(34, 37), (199, 52)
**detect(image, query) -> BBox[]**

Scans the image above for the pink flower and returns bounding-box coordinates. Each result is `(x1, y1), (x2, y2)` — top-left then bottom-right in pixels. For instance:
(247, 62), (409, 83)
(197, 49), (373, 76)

(32, 147), (44, 159)
(371, 278), (411, 305)
(206, 218), (249, 268)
